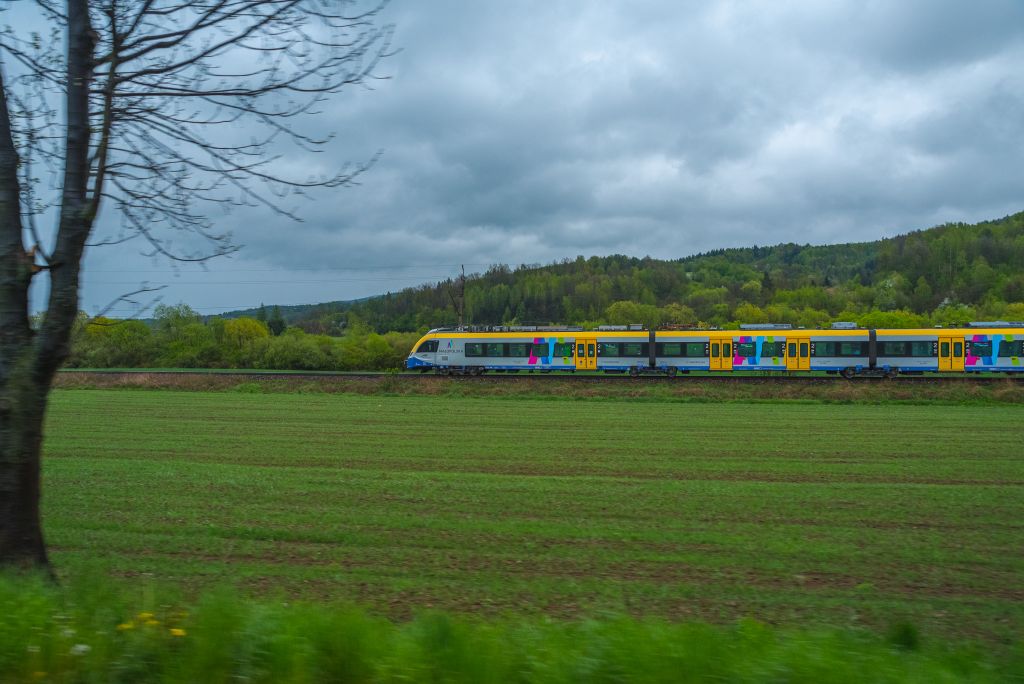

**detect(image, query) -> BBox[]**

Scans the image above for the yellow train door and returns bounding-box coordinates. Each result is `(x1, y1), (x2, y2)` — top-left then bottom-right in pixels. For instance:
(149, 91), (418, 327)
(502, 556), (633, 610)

(574, 337), (597, 371)
(938, 336), (965, 372)
(709, 336), (733, 371)
(785, 336), (811, 371)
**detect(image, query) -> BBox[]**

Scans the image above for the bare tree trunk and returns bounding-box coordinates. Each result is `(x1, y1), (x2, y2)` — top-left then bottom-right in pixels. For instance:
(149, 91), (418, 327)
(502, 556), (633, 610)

(0, 50), (47, 570)
(0, 364), (52, 569)
(0, 65), (50, 569)
(0, 0), (94, 571)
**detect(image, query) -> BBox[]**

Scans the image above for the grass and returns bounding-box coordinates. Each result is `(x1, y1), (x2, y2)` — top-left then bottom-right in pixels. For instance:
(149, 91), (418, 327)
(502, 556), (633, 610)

(5, 574), (1018, 684)
(40, 389), (1024, 652)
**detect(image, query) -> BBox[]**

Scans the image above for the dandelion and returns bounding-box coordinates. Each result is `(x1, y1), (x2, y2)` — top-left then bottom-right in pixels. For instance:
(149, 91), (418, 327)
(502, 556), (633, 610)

(137, 612), (154, 621)
(116, 622), (135, 631)
(169, 628), (186, 637)
(69, 644), (91, 656)
(145, 619), (160, 627)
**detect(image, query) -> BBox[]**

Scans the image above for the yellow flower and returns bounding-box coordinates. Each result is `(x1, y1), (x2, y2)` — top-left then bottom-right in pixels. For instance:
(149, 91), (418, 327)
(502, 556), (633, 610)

(144, 619), (160, 627)
(137, 612), (154, 621)
(32, 673), (46, 681)
(116, 622), (135, 631)
(169, 628), (186, 637)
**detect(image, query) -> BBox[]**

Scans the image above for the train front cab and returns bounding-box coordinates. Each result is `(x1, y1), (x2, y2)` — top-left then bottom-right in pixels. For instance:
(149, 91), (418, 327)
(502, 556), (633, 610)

(406, 336), (439, 370)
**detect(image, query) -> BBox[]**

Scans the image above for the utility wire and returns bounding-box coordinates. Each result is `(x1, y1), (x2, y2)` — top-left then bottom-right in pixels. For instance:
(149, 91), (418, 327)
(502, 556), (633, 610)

(85, 262), (494, 274)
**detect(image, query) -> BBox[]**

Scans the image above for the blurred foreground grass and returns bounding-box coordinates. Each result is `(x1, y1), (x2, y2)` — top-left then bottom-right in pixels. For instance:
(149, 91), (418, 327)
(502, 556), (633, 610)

(2, 573), (1020, 683)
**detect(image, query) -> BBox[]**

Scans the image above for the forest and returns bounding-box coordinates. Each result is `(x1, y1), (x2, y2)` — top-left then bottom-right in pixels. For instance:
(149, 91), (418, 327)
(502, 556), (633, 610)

(291, 212), (1024, 333)
(66, 212), (1024, 370)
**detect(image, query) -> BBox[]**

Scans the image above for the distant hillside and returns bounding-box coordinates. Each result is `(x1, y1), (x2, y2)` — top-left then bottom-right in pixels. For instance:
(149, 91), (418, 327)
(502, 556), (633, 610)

(251, 212), (1024, 333)
(221, 299), (365, 323)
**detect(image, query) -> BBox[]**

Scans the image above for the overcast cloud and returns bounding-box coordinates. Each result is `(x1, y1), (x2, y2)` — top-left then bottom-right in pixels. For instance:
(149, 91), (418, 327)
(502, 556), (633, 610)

(30, 0), (1024, 315)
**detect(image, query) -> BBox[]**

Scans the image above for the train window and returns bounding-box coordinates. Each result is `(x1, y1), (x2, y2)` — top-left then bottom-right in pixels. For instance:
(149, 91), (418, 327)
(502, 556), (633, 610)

(839, 342), (865, 356)
(588, 344), (596, 358)
(799, 342), (808, 358)
(416, 340), (439, 353)
(735, 342), (756, 357)
(711, 343), (720, 358)
(686, 343), (706, 357)
(598, 342), (620, 356)
(940, 342), (950, 357)
(998, 341), (1023, 357)
(879, 341), (908, 356)
(531, 343), (548, 357)
(788, 342), (797, 357)
(465, 343), (485, 357)
(953, 342), (963, 357)
(508, 343), (531, 357)
(723, 343), (732, 357)
(577, 343), (585, 357)
(880, 341), (934, 357)
(658, 343), (681, 357)
(762, 342), (785, 357)
(553, 342), (574, 357)
(622, 342), (645, 357)
(485, 343), (505, 357)
(912, 342), (934, 357)
(968, 341), (992, 357)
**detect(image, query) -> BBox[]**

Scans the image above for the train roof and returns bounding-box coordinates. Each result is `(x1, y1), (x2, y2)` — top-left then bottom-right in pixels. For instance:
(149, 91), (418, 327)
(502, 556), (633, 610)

(412, 326), (1024, 342)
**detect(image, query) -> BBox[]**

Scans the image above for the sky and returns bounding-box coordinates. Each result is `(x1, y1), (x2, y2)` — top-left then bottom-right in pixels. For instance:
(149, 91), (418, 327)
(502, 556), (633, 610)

(17, 0), (1024, 316)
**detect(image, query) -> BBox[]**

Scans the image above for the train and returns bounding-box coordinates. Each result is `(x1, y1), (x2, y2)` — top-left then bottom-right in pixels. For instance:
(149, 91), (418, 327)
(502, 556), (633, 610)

(406, 322), (1024, 377)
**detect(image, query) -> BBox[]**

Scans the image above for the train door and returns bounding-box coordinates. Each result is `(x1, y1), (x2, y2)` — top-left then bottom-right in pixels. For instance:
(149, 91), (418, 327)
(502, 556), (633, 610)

(575, 336), (597, 371)
(785, 335), (811, 371)
(938, 336), (965, 372)
(709, 336), (733, 371)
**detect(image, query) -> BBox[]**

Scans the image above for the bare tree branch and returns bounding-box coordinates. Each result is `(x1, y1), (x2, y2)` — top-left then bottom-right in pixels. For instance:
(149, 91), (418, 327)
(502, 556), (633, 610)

(90, 282), (166, 319)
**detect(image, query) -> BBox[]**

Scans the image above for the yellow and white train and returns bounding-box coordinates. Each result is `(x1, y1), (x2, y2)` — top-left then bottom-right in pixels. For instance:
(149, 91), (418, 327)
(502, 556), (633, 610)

(406, 322), (1024, 377)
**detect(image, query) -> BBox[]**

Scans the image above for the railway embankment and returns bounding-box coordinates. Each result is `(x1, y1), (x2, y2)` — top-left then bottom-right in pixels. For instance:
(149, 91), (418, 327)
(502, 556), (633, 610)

(55, 370), (1024, 404)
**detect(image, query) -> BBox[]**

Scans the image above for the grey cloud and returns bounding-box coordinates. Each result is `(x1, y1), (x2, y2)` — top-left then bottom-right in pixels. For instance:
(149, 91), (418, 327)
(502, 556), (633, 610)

(39, 0), (1024, 314)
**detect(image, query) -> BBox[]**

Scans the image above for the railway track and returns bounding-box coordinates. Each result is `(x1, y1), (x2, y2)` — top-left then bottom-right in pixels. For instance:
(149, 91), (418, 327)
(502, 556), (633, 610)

(57, 369), (1024, 384)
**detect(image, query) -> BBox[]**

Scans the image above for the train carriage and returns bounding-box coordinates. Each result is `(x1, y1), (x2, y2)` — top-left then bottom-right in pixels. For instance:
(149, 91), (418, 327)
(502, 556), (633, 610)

(407, 322), (1024, 377)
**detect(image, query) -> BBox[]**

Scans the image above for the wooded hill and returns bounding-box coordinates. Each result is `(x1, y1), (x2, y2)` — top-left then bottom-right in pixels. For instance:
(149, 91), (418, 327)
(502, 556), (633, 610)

(284, 212), (1024, 333)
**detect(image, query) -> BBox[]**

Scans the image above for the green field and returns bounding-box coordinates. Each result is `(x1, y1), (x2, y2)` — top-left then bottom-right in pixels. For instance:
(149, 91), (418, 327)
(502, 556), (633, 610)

(42, 389), (1023, 646)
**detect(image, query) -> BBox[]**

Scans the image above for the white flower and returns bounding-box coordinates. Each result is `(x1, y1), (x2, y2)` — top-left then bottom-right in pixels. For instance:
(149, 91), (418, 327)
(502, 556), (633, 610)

(69, 644), (91, 656)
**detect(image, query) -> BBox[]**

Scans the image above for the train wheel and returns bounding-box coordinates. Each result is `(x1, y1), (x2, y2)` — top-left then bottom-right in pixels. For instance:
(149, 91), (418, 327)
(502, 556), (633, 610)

(840, 367), (855, 379)
(629, 367), (639, 378)
(666, 367), (677, 378)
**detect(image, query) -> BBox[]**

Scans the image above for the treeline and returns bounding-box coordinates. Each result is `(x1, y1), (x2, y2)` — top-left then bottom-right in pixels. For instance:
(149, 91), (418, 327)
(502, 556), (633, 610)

(66, 212), (1024, 370)
(291, 212), (1024, 332)
(66, 304), (419, 371)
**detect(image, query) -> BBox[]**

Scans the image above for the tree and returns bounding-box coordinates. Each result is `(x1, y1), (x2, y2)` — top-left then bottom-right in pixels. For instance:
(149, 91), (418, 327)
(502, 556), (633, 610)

(268, 305), (286, 336)
(0, 1), (393, 569)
